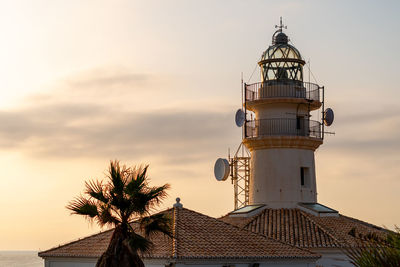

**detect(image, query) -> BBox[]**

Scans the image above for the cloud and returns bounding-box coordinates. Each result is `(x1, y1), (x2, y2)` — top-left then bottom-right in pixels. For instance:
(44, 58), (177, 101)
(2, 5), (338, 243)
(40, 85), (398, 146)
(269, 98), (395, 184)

(0, 66), (237, 161)
(336, 105), (400, 126)
(25, 67), (169, 109)
(68, 73), (148, 89)
(323, 107), (400, 154)
(0, 103), (236, 159)
(64, 68), (151, 94)
(3, 65), (398, 165)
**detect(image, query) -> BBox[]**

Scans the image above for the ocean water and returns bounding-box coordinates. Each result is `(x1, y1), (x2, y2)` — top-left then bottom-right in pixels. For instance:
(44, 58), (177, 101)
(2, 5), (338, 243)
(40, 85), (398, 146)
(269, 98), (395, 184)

(0, 251), (43, 267)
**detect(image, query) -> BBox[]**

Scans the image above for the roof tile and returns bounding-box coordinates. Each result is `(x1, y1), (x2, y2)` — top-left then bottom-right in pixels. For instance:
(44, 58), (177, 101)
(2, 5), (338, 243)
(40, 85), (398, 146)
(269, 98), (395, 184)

(219, 208), (387, 248)
(39, 207), (318, 260)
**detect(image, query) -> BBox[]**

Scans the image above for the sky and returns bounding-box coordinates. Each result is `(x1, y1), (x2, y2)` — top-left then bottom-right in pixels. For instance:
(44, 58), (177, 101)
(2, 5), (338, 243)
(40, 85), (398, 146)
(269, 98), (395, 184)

(0, 0), (399, 250)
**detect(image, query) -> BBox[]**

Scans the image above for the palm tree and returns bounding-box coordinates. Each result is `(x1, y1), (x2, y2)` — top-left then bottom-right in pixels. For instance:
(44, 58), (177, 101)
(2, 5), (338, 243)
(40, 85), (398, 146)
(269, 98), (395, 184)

(67, 160), (171, 267)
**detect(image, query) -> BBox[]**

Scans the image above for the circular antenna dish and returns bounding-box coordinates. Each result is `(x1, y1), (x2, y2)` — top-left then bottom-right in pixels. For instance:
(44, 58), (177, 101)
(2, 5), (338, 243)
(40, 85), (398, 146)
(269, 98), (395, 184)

(324, 108), (334, 126)
(214, 158), (230, 181)
(235, 109), (245, 127)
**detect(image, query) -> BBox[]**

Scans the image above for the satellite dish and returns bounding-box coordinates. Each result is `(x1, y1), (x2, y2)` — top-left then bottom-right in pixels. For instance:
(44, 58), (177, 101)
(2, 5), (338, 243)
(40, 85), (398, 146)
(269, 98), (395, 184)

(214, 158), (230, 181)
(235, 109), (245, 127)
(324, 108), (334, 126)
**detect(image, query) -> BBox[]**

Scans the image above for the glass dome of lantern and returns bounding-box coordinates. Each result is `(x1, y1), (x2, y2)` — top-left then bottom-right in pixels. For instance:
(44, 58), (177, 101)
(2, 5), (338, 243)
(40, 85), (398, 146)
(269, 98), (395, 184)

(259, 25), (305, 85)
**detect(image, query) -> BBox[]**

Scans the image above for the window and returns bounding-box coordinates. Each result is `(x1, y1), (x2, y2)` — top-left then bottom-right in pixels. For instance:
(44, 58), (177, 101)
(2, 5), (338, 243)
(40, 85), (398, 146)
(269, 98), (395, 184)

(296, 116), (302, 130)
(299, 203), (338, 214)
(230, 204), (264, 214)
(300, 167), (310, 188)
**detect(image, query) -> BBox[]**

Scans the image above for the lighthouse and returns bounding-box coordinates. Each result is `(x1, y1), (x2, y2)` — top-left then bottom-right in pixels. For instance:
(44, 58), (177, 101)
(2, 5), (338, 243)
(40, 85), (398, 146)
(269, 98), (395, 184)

(215, 19), (334, 210)
(242, 20), (325, 208)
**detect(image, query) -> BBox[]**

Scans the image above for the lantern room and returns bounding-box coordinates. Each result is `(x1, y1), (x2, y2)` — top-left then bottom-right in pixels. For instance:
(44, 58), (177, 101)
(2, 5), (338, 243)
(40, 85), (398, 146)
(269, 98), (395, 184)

(259, 31), (305, 84)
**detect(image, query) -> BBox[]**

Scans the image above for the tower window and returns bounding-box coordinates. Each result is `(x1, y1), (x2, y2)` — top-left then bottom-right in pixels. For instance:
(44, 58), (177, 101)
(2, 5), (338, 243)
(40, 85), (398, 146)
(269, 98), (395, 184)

(296, 116), (304, 130)
(300, 167), (310, 188)
(296, 117), (301, 130)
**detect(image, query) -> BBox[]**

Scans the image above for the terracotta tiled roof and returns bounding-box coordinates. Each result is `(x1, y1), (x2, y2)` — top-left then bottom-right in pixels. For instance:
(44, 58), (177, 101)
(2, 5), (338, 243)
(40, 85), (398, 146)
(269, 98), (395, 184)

(38, 212), (173, 259)
(219, 208), (387, 248)
(172, 207), (316, 259)
(38, 230), (112, 258)
(310, 214), (387, 247)
(39, 207), (318, 260)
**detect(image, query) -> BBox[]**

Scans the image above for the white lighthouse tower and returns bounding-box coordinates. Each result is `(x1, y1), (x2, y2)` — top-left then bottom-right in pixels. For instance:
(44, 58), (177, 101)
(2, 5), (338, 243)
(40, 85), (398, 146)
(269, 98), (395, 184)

(243, 21), (325, 208)
(215, 19), (334, 210)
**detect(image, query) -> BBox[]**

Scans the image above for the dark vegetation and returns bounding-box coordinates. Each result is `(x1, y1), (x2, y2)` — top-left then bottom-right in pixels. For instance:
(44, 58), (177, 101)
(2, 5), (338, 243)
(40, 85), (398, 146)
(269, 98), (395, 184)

(67, 160), (171, 267)
(345, 226), (400, 267)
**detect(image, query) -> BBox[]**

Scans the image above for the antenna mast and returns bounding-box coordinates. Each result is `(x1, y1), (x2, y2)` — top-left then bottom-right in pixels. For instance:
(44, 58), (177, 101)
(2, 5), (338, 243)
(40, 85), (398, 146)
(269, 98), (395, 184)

(275, 16), (287, 32)
(241, 73), (244, 140)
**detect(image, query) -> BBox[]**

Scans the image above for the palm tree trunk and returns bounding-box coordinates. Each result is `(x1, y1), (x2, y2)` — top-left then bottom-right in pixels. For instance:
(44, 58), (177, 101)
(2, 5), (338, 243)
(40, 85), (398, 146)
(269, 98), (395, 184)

(96, 225), (145, 267)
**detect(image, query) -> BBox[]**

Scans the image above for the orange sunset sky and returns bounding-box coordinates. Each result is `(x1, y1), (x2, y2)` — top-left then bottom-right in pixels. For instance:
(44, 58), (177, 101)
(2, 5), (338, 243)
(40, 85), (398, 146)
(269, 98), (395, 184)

(0, 0), (399, 250)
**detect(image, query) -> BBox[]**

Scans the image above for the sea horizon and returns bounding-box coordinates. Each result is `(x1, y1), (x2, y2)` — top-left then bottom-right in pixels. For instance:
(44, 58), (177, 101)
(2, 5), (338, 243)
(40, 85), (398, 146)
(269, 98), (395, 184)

(0, 251), (43, 267)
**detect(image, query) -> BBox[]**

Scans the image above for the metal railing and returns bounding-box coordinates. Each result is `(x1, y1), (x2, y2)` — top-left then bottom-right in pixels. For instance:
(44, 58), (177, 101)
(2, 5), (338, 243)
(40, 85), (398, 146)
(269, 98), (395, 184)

(245, 118), (322, 139)
(245, 81), (320, 102)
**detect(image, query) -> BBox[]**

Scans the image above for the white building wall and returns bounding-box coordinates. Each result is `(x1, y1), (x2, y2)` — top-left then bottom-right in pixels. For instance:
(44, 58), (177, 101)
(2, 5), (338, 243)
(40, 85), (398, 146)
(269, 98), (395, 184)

(45, 257), (97, 267)
(254, 103), (309, 120)
(44, 258), (172, 267)
(44, 259), (316, 267)
(176, 261), (315, 267)
(312, 250), (353, 267)
(250, 148), (317, 207)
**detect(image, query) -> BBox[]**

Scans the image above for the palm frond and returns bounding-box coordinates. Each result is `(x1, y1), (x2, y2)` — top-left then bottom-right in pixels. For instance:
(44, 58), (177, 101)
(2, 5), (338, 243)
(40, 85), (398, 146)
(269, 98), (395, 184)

(125, 165), (149, 196)
(125, 189), (165, 216)
(125, 181), (170, 216)
(108, 160), (130, 217)
(146, 184), (170, 203)
(110, 196), (131, 223)
(85, 180), (109, 204)
(141, 184), (170, 212)
(139, 213), (172, 238)
(66, 196), (99, 219)
(127, 232), (153, 254)
(108, 160), (125, 196)
(97, 204), (121, 227)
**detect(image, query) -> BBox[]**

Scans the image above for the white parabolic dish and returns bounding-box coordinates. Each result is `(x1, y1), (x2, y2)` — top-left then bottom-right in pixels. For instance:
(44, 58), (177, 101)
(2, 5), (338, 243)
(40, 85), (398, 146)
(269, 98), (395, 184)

(214, 158), (230, 181)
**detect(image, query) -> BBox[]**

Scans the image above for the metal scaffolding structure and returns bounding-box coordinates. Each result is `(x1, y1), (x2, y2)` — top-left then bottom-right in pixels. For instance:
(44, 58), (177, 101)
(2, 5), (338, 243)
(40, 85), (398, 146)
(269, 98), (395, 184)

(229, 143), (250, 210)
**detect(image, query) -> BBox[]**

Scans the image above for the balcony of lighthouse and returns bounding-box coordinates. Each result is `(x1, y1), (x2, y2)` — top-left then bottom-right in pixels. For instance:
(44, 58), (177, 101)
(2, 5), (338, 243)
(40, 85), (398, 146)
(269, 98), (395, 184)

(244, 81), (322, 111)
(243, 118), (323, 151)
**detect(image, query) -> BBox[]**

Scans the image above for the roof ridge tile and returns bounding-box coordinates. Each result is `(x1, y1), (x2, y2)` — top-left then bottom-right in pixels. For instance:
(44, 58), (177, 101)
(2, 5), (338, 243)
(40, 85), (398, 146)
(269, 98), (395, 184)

(172, 206), (179, 259)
